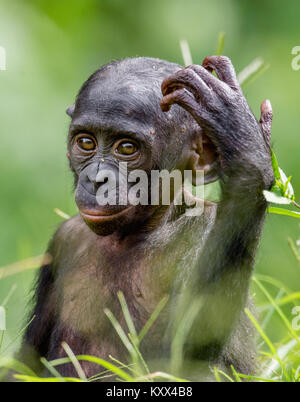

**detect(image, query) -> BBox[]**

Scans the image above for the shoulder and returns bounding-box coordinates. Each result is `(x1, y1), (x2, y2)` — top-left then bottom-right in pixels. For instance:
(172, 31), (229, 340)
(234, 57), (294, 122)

(47, 214), (95, 265)
(53, 214), (88, 241)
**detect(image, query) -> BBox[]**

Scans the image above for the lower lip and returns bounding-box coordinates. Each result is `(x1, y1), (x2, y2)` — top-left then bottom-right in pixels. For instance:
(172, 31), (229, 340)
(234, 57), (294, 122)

(79, 206), (134, 223)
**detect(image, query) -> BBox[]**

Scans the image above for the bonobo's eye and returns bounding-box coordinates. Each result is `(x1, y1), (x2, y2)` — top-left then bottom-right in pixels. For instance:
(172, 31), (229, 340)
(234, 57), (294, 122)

(75, 134), (97, 153)
(113, 139), (139, 160)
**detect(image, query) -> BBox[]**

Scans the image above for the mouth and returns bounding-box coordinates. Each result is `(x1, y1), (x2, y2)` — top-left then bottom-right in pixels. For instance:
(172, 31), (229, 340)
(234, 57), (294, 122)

(79, 206), (135, 223)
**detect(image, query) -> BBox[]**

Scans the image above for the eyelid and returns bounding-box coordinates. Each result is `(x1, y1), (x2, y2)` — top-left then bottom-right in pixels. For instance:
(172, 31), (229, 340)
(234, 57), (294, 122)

(112, 138), (140, 160)
(71, 131), (96, 141)
(113, 138), (139, 151)
(73, 133), (98, 153)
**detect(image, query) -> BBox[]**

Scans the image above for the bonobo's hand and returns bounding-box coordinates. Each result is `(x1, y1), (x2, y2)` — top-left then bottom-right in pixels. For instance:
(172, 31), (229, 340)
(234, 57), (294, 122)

(160, 56), (274, 190)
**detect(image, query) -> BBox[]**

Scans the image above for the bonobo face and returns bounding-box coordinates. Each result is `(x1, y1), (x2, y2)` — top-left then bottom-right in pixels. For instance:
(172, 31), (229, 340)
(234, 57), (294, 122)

(66, 58), (214, 236)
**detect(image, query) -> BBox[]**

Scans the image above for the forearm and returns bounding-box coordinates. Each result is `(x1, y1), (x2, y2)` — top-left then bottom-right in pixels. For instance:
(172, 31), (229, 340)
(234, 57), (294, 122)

(160, 55), (275, 357)
(183, 168), (271, 357)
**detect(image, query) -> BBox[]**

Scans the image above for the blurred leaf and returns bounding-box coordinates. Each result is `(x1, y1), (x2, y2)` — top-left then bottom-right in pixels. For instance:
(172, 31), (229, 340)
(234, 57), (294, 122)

(279, 168), (295, 199)
(263, 190), (292, 205)
(0, 357), (37, 377)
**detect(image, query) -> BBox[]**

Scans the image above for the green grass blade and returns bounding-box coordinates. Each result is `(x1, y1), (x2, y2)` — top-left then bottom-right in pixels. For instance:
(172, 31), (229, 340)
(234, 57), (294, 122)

(61, 342), (87, 381)
(0, 316), (35, 356)
(261, 339), (298, 380)
(50, 355), (134, 382)
(253, 277), (300, 347)
(179, 39), (193, 66)
(238, 58), (270, 87)
(268, 206), (300, 218)
(0, 332), (4, 352)
(14, 374), (82, 382)
(260, 289), (285, 328)
(128, 333), (150, 377)
(216, 32), (225, 56)
(0, 254), (51, 280)
(104, 308), (136, 358)
(254, 274), (293, 295)
(109, 355), (138, 375)
(170, 296), (203, 375)
(138, 295), (169, 343)
(1, 284), (17, 306)
(245, 308), (289, 380)
(214, 367), (234, 382)
(54, 208), (70, 220)
(137, 371), (189, 382)
(237, 373), (279, 383)
(231, 365), (242, 382)
(260, 292), (300, 310)
(214, 366), (222, 382)
(40, 357), (64, 380)
(117, 291), (138, 344)
(270, 149), (281, 181)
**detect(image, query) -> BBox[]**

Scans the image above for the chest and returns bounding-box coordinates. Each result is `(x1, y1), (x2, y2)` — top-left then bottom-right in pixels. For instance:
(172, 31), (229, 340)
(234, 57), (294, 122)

(52, 213), (211, 339)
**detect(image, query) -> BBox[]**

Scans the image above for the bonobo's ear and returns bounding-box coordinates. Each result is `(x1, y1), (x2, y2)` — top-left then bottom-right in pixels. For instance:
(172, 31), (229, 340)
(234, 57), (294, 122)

(66, 104), (75, 118)
(187, 130), (219, 185)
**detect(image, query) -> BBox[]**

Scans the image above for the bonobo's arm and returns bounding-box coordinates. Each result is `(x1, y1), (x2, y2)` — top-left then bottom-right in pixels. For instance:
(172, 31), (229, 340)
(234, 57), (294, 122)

(19, 249), (56, 374)
(161, 56), (274, 358)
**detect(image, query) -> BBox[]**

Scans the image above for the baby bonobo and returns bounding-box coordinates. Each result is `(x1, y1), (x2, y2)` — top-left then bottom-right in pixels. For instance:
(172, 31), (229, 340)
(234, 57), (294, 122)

(19, 56), (274, 381)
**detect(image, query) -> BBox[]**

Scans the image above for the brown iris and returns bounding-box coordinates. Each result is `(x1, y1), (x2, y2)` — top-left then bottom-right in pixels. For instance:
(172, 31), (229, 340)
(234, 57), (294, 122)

(113, 140), (139, 159)
(76, 136), (97, 152)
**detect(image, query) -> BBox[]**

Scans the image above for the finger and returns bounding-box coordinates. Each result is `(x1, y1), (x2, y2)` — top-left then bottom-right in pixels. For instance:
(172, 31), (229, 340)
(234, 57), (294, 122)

(259, 99), (273, 147)
(161, 69), (212, 101)
(160, 89), (213, 133)
(202, 56), (240, 91)
(186, 64), (228, 94)
(160, 88), (199, 113)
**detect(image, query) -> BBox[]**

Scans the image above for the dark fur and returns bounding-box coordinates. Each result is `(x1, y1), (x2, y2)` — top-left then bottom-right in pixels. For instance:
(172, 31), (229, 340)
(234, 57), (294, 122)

(18, 56), (274, 381)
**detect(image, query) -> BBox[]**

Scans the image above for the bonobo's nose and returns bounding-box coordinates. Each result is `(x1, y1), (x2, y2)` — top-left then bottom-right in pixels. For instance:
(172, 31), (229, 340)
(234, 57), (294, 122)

(81, 162), (104, 194)
(85, 163), (118, 194)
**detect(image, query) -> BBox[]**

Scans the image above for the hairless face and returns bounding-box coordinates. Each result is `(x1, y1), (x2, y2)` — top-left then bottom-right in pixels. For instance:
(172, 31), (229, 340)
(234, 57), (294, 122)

(66, 58), (218, 235)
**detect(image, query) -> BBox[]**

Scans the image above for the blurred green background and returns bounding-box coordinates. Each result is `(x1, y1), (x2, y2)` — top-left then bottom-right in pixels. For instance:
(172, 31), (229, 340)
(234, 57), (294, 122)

(0, 0), (299, 354)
